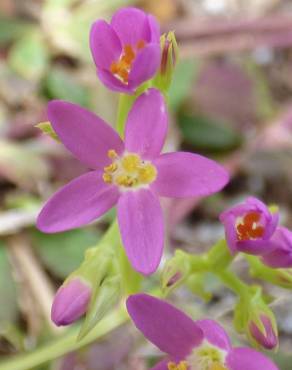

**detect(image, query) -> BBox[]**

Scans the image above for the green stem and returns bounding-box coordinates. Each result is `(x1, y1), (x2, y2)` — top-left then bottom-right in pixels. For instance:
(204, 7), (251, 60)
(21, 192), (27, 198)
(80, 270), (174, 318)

(217, 269), (250, 299)
(116, 94), (135, 137)
(0, 305), (128, 370)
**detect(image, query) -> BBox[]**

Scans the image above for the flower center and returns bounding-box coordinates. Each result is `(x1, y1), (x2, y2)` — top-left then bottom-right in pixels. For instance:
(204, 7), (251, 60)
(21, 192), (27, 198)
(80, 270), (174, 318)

(236, 211), (264, 241)
(168, 361), (188, 370)
(110, 40), (146, 84)
(167, 341), (228, 370)
(102, 149), (157, 189)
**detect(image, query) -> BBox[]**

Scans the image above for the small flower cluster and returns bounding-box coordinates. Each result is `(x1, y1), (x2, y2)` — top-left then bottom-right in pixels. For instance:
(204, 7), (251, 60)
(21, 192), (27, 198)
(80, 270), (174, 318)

(36, 6), (282, 370)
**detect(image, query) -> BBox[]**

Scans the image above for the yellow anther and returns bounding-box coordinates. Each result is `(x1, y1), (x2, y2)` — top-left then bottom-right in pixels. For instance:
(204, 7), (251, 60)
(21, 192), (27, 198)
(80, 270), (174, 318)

(103, 150), (157, 188)
(102, 173), (112, 184)
(167, 361), (188, 370)
(104, 163), (118, 173)
(108, 149), (118, 159)
(121, 154), (140, 172)
(138, 164), (157, 183)
(210, 363), (228, 370)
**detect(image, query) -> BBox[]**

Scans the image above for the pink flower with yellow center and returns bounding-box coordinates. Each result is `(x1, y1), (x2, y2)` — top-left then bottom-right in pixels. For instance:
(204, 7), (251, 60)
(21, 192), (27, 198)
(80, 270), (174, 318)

(90, 7), (161, 93)
(37, 89), (228, 275)
(127, 294), (279, 370)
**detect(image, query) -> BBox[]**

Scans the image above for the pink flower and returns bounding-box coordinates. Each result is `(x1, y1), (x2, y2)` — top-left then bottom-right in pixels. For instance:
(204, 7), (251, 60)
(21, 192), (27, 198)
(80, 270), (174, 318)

(90, 7), (161, 94)
(51, 278), (91, 326)
(219, 197), (279, 255)
(37, 89), (229, 275)
(127, 294), (279, 370)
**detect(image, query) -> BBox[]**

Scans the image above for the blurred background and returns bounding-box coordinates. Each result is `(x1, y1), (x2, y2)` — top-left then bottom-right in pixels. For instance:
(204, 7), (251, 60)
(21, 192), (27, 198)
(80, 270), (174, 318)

(1, 0), (292, 369)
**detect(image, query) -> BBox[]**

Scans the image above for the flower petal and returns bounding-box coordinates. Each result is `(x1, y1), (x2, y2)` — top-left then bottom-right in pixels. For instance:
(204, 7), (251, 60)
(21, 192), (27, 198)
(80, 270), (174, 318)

(37, 171), (119, 233)
(48, 100), (124, 169)
(151, 152), (229, 198)
(148, 14), (160, 43)
(117, 189), (164, 275)
(90, 20), (121, 70)
(226, 348), (279, 370)
(237, 239), (278, 255)
(150, 359), (169, 370)
(195, 319), (232, 351)
(126, 294), (203, 358)
(128, 44), (161, 90)
(97, 69), (135, 94)
(124, 88), (168, 159)
(111, 7), (152, 45)
(262, 226), (292, 268)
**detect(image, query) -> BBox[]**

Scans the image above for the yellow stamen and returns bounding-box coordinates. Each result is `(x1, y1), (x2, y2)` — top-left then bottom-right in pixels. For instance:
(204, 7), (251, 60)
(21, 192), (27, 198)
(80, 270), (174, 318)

(138, 164), (157, 183)
(167, 361), (188, 370)
(108, 149), (118, 159)
(102, 173), (112, 184)
(210, 364), (228, 370)
(103, 151), (157, 189)
(121, 154), (140, 172)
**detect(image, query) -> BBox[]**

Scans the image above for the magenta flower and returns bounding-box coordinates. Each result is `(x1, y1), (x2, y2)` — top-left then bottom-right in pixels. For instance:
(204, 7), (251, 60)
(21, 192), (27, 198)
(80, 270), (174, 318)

(37, 88), (229, 275)
(219, 197), (279, 255)
(261, 226), (292, 268)
(249, 315), (278, 350)
(90, 7), (161, 94)
(51, 278), (91, 326)
(127, 294), (279, 370)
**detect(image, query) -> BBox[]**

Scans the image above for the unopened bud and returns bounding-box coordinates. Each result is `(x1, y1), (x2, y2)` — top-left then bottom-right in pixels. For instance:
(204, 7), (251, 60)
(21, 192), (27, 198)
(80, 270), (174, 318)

(154, 31), (178, 92)
(249, 314), (278, 350)
(161, 250), (190, 295)
(51, 278), (91, 326)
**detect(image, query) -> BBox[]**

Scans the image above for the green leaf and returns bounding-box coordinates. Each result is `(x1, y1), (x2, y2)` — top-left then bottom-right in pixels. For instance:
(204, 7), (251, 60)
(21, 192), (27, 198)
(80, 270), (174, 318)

(44, 69), (91, 108)
(0, 242), (18, 323)
(168, 59), (199, 111)
(8, 30), (49, 81)
(32, 229), (100, 279)
(0, 17), (32, 46)
(35, 122), (60, 142)
(178, 113), (242, 152)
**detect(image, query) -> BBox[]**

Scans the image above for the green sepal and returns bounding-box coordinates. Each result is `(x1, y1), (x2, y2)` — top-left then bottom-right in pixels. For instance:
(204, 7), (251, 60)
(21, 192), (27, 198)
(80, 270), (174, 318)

(78, 274), (121, 340)
(35, 121), (60, 142)
(161, 250), (190, 296)
(152, 31), (178, 94)
(247, 255), (292, 289)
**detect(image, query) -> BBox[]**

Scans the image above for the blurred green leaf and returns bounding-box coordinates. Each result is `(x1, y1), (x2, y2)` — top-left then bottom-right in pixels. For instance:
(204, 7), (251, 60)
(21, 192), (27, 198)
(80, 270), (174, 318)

(168, 59), (199, 111)
(0, 140), (50, 189)
(8, 30), (49, 81)
(32, 229), (100, 279)
(45, 69), (91, 108)
(0, 17), (32, 46)
(178, 113), (242, 152)
(0, 242), (18, 323)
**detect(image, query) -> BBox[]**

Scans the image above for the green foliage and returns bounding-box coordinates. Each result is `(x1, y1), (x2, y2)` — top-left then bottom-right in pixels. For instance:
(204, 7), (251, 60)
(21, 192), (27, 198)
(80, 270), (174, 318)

(0, 17), (32, 46)
(44, 69), (91, 108)
(32, 229), (100, 279)
(178, 113), (242, 152)
(168, 59), (198, 111)
(8, 30), (49, 81)
(0, 242), (18, 323)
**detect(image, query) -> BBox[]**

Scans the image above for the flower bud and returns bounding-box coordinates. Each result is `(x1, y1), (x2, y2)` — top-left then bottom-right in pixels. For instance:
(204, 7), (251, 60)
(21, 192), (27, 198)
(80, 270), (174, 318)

(154, 31), (179, 92)
(249, 314), (278, 350)
(161, 250), (190, 295)
(51, 278), (91, 326)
